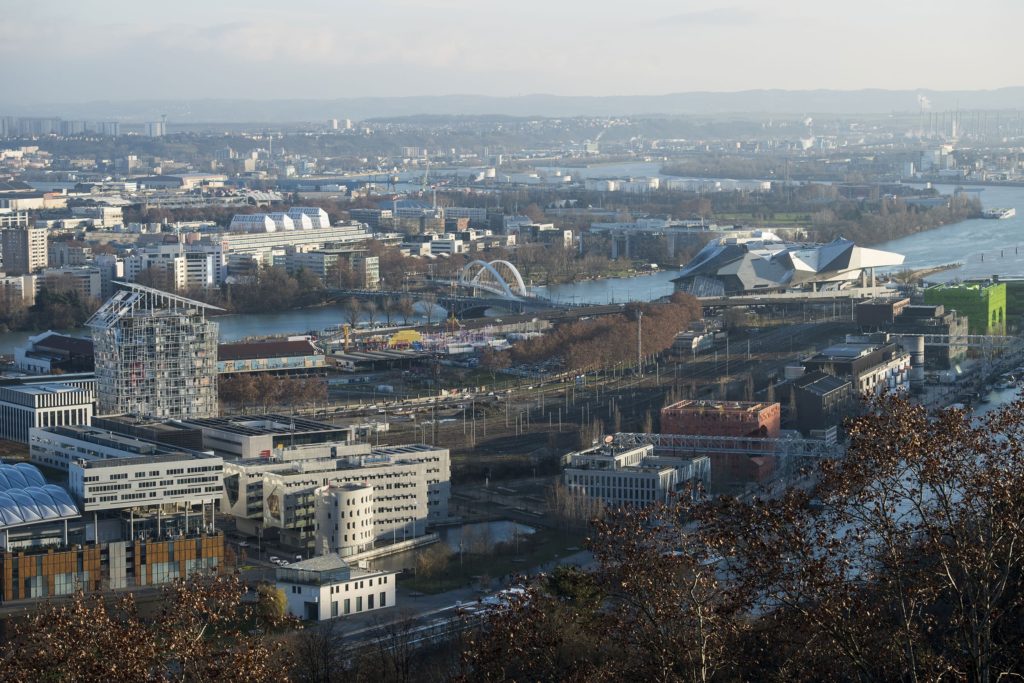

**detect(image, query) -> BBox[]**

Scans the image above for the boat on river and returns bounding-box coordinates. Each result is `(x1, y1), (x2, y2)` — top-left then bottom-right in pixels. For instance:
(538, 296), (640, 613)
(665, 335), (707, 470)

(981, 207), (1016, 219)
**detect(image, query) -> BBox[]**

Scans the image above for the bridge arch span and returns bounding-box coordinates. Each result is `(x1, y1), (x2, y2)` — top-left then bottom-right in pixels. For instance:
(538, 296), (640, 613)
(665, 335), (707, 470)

(458, 259), (530, 299)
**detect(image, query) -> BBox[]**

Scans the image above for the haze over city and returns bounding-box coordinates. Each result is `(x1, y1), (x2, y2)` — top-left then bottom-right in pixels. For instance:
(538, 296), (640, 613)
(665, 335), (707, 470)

(4, 0), (1023, 106)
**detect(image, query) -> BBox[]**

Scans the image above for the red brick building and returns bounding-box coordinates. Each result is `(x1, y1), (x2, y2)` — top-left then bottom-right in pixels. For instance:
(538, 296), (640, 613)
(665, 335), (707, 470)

(658, 400), (782, 488)
(660, 400), (781, 439)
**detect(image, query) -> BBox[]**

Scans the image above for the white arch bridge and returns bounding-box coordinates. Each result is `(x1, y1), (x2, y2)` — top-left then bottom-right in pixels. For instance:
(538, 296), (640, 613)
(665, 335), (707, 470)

(455, 259), (532, 300)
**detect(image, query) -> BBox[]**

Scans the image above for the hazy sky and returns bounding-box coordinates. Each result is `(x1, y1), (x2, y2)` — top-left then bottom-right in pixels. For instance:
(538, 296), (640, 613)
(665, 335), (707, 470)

(2, 0), (1022, 103)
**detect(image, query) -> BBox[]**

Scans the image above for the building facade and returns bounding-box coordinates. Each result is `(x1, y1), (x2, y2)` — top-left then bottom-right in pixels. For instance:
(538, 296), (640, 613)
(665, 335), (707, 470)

(0, 383), (94, 443)
(1, 225), (47, 274)
(924, 281), (1006, 336)
(660, 400), (781, 438)
(88, 283), (220, 419)
(276, 554), (395, 621)
(563, 444), (710, 508)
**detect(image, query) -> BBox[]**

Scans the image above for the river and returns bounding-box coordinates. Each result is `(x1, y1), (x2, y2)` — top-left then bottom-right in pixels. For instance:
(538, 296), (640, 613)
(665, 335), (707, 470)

(877, 183), (1024, 280)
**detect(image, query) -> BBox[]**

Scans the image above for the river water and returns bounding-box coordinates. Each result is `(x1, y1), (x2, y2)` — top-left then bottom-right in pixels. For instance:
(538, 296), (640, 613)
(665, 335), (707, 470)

(877, 183), (1024, 280)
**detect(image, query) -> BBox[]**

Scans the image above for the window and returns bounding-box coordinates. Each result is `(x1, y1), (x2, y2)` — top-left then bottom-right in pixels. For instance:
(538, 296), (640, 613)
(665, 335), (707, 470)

(380, 592), (386, 607)
(356, 596), (362, 612)
(344, 599), (350, 614)
(368, 594), (374, 610)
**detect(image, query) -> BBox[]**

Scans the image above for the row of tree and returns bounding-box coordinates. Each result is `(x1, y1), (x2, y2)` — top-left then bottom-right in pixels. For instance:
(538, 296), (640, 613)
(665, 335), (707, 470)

(219, 375), (328, 412)
(487, 293), (702, 373)
(461, 394), (1024, 681)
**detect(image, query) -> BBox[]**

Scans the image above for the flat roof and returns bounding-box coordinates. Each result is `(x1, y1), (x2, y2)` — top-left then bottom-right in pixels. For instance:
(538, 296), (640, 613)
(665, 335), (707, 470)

(663, 399), (776, 413)
(180, 414), (350, 437)
(40, 425), (213, 461)
(2, 383), (89, 396)
(218, 339), (320, 362)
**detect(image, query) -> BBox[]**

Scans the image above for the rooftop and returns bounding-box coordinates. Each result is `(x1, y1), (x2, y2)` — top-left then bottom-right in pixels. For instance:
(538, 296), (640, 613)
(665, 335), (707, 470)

(180, 414), (348, 437)
(218, 339), (320, 362)
(663, 399), (776, 413)
(793, 371), (852, 396)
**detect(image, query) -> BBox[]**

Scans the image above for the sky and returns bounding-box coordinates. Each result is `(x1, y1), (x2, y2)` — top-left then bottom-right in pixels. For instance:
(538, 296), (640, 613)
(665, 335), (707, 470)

(2, 0), (1022, 104)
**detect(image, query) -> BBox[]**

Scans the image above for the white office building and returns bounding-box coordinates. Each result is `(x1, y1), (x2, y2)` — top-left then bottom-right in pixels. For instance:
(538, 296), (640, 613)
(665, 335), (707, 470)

(277, 554), (396, 621)
(563, 444), (710, 507)
(30, 424), (223, 542)
(287, 207), (331, 229)
(223, 442), (450, 550)
(314, 482), (375, 557)
(0, 383), (94, 444)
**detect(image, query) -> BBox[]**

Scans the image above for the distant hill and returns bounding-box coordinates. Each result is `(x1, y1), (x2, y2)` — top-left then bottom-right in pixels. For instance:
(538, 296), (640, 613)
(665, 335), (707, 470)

(6, 88), (1024, 123)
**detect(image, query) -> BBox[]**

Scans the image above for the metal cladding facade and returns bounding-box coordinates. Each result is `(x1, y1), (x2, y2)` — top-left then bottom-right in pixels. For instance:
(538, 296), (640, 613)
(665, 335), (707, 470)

(88, 283), (220, 419)
(672, 233), (905, 296)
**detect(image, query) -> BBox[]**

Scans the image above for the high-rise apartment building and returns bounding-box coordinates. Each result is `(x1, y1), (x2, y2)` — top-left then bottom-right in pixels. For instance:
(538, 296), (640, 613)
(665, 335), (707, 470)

(88, 283), (220, 419)
(1, 226), (47, 275)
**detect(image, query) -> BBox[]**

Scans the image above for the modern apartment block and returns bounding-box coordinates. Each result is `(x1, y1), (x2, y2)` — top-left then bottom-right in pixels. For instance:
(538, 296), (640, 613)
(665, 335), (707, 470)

(87, 283), (220, 419)
(1, 225), (47, 274)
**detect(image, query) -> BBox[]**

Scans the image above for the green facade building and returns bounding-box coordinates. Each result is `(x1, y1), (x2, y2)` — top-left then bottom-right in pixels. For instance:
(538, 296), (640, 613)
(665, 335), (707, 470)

(924, 282), (1006, 335)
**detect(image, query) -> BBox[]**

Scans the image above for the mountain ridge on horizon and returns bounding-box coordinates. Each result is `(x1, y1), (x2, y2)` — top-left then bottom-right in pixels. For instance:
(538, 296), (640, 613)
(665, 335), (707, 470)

(4, 87), (1024, 123)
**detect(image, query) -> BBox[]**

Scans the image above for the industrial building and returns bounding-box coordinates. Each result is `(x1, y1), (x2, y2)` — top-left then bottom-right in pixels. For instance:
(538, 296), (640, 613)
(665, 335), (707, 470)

(856, 298), (969, 369)
(14, 331), (94, 374)
(563, 443), (709, 507)
(802, 337), (912, 396)
(658, 401), (783, 485)
(672, 233), (904, 296)
(276, 554), (396, 621)
(217, 338), (326, 375)
(789, 372), (855, 435)
(88, 283), (220, 420)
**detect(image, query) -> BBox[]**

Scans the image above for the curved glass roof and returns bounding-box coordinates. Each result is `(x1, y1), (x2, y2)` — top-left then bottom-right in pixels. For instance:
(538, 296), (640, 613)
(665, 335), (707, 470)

(0, 463), (47, 490)
(0, 464), (80, 530)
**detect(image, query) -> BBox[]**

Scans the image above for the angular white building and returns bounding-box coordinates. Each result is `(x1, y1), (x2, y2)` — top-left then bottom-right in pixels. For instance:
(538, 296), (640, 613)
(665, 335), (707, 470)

(88, 283), (221, 419)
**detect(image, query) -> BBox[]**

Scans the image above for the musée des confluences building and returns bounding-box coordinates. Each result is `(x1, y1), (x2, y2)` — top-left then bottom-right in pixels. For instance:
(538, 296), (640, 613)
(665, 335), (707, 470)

(672, 232), (904, 297)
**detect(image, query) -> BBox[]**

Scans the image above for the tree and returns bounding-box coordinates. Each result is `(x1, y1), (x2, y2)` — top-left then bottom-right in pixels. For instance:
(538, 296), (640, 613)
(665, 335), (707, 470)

(415, 542), (452, 578)
(256, 583), (288, 623)
(463, 395), (1024, 681)
(343, 297), (363, 328)
(1, 575), (296, 682)
(397, 296), (415, 325)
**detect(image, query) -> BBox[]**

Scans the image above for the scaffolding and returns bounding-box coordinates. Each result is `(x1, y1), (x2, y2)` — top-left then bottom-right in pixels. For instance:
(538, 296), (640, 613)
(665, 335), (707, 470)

(88, 283), (222, 419)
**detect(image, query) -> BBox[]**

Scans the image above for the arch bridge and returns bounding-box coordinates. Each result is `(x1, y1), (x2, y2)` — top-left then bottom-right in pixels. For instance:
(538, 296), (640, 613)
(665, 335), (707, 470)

(456, 260), (531, 300)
